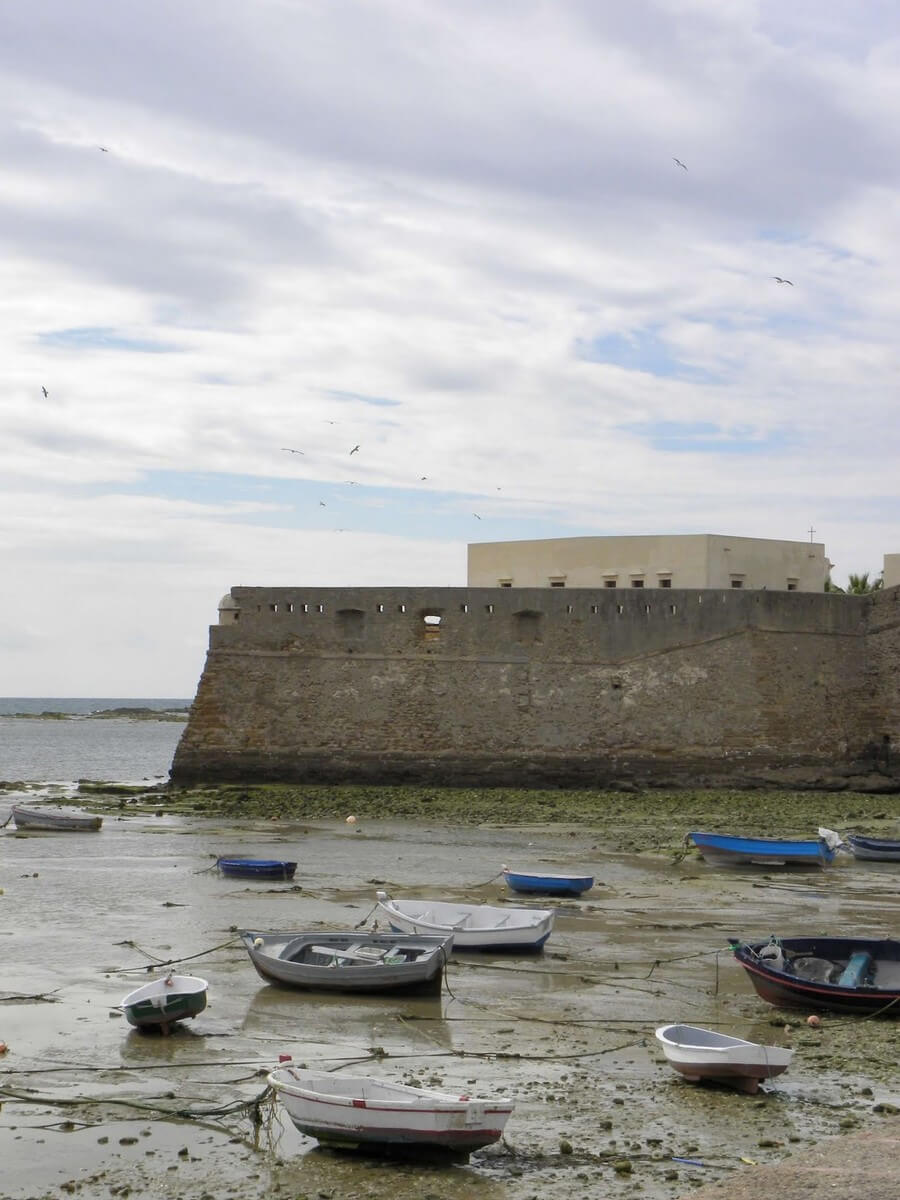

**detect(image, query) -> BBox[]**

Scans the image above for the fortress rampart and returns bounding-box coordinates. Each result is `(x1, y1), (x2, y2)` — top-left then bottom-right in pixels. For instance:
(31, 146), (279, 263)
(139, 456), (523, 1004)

(170, 585), (900, 791)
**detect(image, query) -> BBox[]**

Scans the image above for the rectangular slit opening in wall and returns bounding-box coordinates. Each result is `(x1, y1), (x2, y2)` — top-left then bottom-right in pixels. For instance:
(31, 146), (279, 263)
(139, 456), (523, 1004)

(286, 602), (293, 613)
(398, 604), (406, 613)
(486, 604), (494, 614)
(460, 603), (468, 613)
(669, 604), (677, 615)
(617, 604), (624, 615)
(566, 604), (573, 614)
(316, 604), (324, 614)
(590, 604), (598, 614)
(645, 604), (651, 613)
(269, 603), (278, 613)
(376, 603), (384, 613)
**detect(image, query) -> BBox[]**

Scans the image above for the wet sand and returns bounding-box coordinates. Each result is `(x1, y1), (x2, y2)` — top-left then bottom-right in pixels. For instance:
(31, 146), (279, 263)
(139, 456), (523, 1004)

(1, 803), (899, 1199)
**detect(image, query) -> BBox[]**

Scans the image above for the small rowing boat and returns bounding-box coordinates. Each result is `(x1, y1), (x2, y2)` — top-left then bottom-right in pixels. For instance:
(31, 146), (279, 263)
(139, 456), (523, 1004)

(655, 1023), (793, 1094)
(119, 973), (208, 1034)
(216, 857), (297, 880)
(375, 891), (554, 952)
(688, 829), (840, 868)
(731, 935), (900, 1015)
(240, 930), (451, 994)
(502, 866), (594, 896)
(844, 834), (900, 862)
(269, 1064), (514, 1157)
(11, 804), (102, 832)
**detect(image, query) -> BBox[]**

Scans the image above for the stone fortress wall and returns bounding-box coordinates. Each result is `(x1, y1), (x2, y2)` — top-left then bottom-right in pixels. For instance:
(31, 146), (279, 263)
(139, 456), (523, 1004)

(171, 584), (900, 791)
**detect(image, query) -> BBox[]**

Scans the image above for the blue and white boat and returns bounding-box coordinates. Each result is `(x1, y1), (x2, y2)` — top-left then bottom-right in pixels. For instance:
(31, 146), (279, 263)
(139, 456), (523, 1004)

(502, 866), (594, 896)
(844, 833), (900, 862)
(688, 829), (841, 868)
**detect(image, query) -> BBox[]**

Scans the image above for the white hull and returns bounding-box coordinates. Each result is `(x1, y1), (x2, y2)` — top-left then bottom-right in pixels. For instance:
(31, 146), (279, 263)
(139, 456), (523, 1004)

(11, 804), (102, 831)
(655, 1024), (793, 1094)
(269, 1066), (513, 1154)
(375, 892), (553, 951)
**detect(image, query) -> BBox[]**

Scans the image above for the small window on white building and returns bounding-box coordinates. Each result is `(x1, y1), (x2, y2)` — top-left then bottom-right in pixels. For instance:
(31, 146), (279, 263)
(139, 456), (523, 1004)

(730, 578), (744, 589)
(549, 577), (566, 588)
(603, 577), (618, 588)
(498, 579), (513, 587)
(658, 575), (672, 588)
(787, 578), (799, 591)
(631, 578), (645, 588)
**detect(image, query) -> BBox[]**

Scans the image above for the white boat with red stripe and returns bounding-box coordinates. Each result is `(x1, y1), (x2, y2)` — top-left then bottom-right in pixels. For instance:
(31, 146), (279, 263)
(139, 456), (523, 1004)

(268, 1063), (514, 1156)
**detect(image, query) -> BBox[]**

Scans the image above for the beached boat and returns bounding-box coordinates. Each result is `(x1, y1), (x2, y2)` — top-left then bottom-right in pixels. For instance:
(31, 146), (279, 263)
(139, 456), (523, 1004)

(502, 866), (594, 896)
(375, 891), (554, 951)
(216, 857), (297, 880)
(655, 1023), (793, 1094)
(731, 936), (900, 1015)
(119, 973), (208, 1033)
(11, 804), (102, 832)
(240, 930), (452, 994)
(688, 829), (840, 867)
(844, 834), (900, 862)
(268, 1064), (514, 1156)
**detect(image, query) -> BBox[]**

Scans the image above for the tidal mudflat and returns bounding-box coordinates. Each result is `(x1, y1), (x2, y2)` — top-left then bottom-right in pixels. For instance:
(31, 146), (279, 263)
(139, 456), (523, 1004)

(1, 785), (898, 1199)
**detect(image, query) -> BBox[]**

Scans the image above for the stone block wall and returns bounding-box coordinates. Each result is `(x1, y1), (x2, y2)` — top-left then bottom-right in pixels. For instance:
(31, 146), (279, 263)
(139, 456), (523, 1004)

(170, 585), (899, 790)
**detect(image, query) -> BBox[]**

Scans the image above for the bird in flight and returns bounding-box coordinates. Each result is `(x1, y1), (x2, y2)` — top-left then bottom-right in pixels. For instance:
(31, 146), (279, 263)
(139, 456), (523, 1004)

(473, 513), (482, 520)
(349, 444), (360, 455)
(98, 146), (109, 153)
(41, 386), (48, 398)
(774, 277), (793, 286)
(318, 500), (326, 507)
(673, 157), (688, 170)
(281, 447), (304, 454)
(323, 419), (340, 425)
(420, 475), (428, 481)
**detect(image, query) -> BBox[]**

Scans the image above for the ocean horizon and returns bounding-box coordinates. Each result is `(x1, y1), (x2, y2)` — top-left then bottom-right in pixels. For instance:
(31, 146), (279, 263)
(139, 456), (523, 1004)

(0, 698), (193, 783)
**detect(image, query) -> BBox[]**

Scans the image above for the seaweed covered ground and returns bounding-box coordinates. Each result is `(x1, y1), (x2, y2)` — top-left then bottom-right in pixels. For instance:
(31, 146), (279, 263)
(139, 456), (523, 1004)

(75, 780), (898, 853)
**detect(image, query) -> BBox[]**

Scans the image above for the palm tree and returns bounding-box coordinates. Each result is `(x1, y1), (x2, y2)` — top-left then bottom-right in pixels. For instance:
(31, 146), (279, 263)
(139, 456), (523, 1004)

(845, 571), (883, 594)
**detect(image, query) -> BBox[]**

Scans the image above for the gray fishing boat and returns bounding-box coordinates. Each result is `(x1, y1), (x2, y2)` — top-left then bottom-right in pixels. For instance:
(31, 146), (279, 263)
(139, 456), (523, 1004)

(240, 930), (452, 994)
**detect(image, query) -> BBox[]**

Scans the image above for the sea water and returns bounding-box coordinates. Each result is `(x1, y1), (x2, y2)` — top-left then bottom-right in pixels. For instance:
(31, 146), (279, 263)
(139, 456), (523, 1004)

(0, 697), (191, 784)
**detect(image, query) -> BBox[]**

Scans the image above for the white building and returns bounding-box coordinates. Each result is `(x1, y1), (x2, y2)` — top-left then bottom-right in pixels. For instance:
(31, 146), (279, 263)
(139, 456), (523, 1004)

(467, 534), (828, 592)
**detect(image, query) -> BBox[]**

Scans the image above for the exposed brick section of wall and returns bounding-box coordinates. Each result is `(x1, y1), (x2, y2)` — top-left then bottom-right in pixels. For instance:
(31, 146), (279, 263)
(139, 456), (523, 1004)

(170, 586), (899, 790)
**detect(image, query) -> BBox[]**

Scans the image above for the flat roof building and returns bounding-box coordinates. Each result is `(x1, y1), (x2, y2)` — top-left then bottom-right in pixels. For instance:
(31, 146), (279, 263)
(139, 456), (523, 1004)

(467, 533), (828, 592)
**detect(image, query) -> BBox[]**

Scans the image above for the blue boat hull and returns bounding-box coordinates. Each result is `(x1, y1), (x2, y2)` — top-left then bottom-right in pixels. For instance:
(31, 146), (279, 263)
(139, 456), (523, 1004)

(688, 832), (834, 868)
(217, 858), (297, 880)
(503, 871), (593, 896)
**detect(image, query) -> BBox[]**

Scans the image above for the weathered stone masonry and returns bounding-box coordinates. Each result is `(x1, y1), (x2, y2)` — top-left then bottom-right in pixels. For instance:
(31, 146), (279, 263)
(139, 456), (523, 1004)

(170, 585), (900, 790)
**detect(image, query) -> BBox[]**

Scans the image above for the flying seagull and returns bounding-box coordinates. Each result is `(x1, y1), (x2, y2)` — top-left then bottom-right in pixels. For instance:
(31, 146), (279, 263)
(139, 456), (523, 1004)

(318, 500), (326, 507)
(774, 277), (793, 286)
(349, 444), (360, 455)
(281, 447), (304, 454)
(673, 157), (688, 170)
(473, 513), (482, 520)
(98, 146), (109, 152)
(41, 386), (48, 398)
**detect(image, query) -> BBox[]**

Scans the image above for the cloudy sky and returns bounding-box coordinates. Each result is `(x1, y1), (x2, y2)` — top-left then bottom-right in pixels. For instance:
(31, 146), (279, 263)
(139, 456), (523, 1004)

(3, 1), (899, 695)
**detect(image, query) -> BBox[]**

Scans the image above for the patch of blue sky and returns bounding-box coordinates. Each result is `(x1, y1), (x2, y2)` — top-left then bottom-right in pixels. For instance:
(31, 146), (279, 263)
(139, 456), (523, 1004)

(322, 389), (401, 408)
(623, 420), (796, 455)
(575, 330), (722, 383)
(38, 327), (180, 353)
(71, 469), (595, 543)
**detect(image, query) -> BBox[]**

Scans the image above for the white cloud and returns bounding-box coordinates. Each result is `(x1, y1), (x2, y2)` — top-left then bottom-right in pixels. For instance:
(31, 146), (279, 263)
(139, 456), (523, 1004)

(1, 1), (898, 691)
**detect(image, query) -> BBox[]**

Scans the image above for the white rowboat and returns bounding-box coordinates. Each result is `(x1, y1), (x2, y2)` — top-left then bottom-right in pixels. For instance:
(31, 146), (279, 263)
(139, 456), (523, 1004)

(269, 1065), (514, 1156)
(375, 891), (553, 951)
(655, 1023), (793, 1094)
(11, 804), (102, 831)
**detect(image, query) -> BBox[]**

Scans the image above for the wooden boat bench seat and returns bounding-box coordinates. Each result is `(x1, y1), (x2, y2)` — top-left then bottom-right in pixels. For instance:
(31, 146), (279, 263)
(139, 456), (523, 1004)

(838, 951), (873, 988)
(310, 944), (390, 964)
